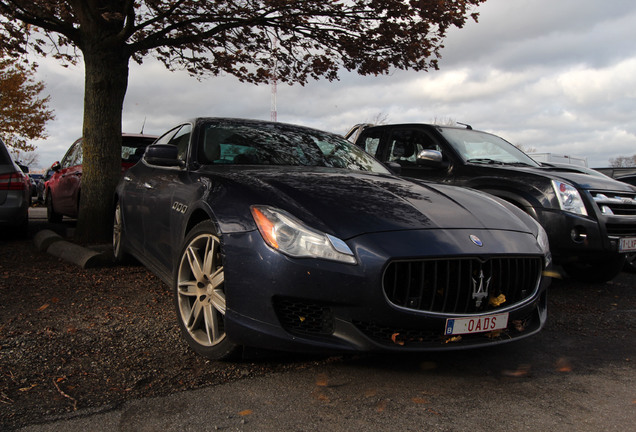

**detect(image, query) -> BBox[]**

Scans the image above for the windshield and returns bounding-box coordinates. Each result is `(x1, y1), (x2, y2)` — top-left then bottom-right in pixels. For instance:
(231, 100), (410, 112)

(439, 128), (541, 167)
(199, 120), (390, 174)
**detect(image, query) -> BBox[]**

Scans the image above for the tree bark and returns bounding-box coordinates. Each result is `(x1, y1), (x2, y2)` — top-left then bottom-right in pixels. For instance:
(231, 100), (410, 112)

(75, 48), (129, 243)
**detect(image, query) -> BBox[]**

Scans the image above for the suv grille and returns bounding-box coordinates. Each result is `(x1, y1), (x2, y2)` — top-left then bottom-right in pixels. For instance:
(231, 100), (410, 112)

(383, 257), (542, 315)
(591, 191), (636, 216)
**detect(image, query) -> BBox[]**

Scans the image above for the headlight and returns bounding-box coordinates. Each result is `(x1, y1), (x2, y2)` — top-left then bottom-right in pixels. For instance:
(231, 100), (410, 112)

(552, 180), (587, 216)
(251, 205), (357, 264)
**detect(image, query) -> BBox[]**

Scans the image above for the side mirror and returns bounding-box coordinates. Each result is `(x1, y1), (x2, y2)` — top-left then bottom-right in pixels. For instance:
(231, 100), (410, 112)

(144, 144), (183, 167)
(51, 161), (61, 172)
(416, 149), (444, 167)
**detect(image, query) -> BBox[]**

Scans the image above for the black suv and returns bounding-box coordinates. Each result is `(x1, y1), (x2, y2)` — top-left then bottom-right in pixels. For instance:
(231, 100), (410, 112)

(347, 123), (636, 282)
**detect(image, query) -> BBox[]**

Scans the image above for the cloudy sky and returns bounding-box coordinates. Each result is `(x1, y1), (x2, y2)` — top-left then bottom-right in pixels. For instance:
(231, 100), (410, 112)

(29, 0), (636, 169)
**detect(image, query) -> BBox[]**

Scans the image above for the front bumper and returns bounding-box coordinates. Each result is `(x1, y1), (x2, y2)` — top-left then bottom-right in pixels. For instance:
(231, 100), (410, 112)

(221, 228), (550, 354)
(537, 207), (636, 262)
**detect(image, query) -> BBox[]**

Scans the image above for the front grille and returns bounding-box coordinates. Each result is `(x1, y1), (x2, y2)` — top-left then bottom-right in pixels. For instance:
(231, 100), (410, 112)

(605, 224), (636, 237)
(273, 297), (334, 336)
(383, 257), (542, 315)
(591, 191), (636, 216)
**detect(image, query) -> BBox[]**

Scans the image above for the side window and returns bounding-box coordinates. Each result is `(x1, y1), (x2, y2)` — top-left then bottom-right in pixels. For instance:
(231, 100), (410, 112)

(388, 129), (443, 165)
(152, 124), (192, 163)
(357, 130), (383, 158)
(154, 126), (182, 146)
(62, 140), (82, 168)
(388, 130), (417, 165)
(170, 124), (192, 162)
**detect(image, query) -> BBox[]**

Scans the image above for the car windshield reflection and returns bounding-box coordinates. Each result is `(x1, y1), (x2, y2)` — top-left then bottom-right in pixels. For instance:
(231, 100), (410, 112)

(199, 121), (389, 174)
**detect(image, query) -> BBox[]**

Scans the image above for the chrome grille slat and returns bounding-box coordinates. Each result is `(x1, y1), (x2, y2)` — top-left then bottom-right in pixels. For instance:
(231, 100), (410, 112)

(383, 257), (542, 314)
(591, 190), (636, 216)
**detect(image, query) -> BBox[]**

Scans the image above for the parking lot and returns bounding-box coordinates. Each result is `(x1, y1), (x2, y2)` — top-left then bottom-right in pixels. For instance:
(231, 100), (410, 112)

(1, 207), (635, 431)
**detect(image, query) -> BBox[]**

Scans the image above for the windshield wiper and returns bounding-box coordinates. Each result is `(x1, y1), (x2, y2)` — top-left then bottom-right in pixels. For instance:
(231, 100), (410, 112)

(503, 161), (534, 167)
(467, 158), (504, 165)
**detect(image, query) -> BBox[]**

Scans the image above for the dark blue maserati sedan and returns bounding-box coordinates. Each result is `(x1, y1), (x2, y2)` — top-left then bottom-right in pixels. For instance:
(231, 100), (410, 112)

(114, 118), (551, 360)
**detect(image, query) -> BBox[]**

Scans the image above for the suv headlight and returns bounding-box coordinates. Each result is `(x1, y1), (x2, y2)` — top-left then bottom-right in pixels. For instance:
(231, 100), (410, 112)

(552, 180), (587, 216)
(251, 205), (357, 264)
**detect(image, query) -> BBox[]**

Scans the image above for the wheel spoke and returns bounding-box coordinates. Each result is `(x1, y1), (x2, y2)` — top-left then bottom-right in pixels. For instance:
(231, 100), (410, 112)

(186, 298), (203, 330)
(203, 304), (220, 344)
(178, 280), (198, 296)
(203, 237), (216, 275)
(185, 245), (205, 282)
(210, 288), (226, 314)
(209, 267), (224, 290)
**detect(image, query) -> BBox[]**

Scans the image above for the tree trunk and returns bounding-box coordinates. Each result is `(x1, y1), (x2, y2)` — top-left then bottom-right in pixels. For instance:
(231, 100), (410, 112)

(75, 49), (129, 243)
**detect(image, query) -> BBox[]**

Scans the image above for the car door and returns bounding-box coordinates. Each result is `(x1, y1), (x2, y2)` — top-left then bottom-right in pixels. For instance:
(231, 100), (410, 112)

(50, 139), (83, 216)
(141, 123), (193, 271)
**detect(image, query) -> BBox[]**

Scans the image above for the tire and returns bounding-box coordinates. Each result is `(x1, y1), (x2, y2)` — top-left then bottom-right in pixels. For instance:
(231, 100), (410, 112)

(46, 192), (62, 223)
(623, 253), (636, 273)
(173, 220), (240, 360)
(112, 202), (127, 262)
(562, 253), (626, 283)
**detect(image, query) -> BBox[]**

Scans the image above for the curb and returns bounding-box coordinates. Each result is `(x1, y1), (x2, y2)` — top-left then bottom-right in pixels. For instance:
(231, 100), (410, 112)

(34, 229), (113, 269)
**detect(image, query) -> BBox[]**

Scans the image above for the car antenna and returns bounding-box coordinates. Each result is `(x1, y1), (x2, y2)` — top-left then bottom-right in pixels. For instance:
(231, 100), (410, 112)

(140, 116), (146, 134)
(456, 122), (472, 130)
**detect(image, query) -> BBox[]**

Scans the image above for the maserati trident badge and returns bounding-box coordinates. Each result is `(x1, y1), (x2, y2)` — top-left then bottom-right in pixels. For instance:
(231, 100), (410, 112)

(472, 269), (491, 307)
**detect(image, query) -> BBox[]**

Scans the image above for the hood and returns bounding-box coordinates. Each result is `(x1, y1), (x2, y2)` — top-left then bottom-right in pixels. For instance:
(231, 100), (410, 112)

(474, 163), (636, 192)
(538, 165), (636, 191)
(213, 166), (533, 239)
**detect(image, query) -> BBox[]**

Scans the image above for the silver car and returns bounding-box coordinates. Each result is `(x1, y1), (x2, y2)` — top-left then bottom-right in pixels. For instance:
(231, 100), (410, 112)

(0, 138), (30, 235)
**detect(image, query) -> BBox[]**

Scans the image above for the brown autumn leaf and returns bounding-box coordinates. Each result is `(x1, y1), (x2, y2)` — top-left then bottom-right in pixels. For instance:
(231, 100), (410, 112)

(37, 303), (49, 311)
(315, 373), (328, 387)
(412, 397), (430, 404)
(18, 384), (37, 392)
(555, 357), (573, 373)
(502, 364), (532, 377)
(376, 400), (387, 412)
(238, 409), (252, 416)
(391, 333), (405, 346)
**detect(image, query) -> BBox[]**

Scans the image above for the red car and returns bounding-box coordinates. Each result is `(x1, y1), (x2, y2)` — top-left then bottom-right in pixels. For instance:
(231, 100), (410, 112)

(46, 133), (158, 222)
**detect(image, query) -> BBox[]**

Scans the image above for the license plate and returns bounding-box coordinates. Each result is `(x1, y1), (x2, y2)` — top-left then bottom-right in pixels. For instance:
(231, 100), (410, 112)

(445, 313), (509, 335)
(619, 237), (636, 252)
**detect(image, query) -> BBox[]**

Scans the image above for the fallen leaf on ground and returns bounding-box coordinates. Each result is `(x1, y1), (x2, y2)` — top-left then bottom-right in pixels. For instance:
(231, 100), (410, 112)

(555, 357), (572, 372)
(19, 384), (37, 392)
(376, 400), (387, 412)
(315, 373), (328, 387)
(502, 364), (531, 377)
